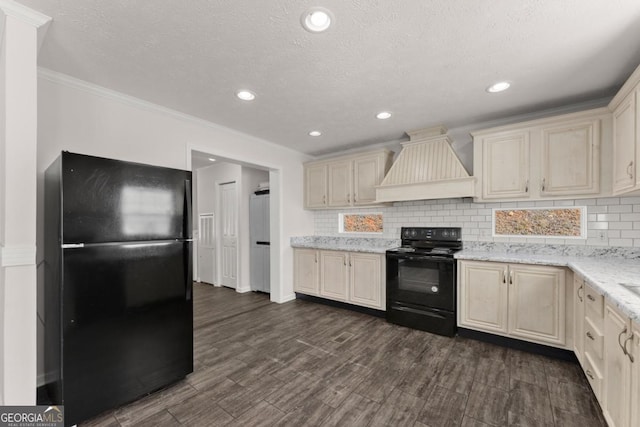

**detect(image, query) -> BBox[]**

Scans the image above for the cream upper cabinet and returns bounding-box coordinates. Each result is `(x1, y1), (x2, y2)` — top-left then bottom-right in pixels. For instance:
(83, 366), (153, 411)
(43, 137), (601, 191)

(303, 149), (393, 209)
(541, 120), (600, 196)
(293, 249), (319, 295)
(458, 260), (567, 348)
(479, 131), (530, 200)
(349, 252), (383, 309)
(319, 251), (348, 301)
(507, 264), (565, 346)
(458, 260), (509, 334)
(473, 108), (607, 202)
(353, 154), (387, 206)
(305, 164), (327, 208)
(327, 160), (352, 207)
(612, 90), (637, 194)
(603, 302), (633, 427)
(609, 62), (640, 196)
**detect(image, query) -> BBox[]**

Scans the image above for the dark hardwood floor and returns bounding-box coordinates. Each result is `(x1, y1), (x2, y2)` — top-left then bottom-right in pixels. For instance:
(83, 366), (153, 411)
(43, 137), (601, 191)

(81, 283), (607, 427)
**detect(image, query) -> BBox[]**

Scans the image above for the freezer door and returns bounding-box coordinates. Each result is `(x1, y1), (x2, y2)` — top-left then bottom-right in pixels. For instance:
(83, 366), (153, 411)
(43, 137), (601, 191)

(60, 241), (193, 425)
(61, 152), (192, 243)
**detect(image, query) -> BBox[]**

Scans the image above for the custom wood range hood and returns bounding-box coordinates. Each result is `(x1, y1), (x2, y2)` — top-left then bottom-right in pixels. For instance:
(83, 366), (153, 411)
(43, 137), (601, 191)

(375, 126), (475, 202)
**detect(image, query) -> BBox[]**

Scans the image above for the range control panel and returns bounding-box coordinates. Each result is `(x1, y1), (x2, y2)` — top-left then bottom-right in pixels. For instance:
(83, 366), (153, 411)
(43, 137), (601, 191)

(400, 227), (461, 242)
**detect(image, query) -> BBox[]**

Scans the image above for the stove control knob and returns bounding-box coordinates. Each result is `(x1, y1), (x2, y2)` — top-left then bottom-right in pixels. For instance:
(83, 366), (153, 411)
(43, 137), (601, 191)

(431, 286), (439, 293)
(442, 230), (449, 238)
(410, 229), (417, 237)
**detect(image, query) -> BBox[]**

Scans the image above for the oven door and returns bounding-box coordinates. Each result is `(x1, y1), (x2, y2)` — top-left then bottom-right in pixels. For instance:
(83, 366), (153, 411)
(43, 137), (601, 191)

(386, 253), (455, 311)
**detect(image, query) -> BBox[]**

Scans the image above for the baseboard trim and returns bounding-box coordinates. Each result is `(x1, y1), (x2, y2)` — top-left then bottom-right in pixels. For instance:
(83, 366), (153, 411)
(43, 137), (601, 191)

(295, 293), (385, 318)
(458, 328), (577, 362)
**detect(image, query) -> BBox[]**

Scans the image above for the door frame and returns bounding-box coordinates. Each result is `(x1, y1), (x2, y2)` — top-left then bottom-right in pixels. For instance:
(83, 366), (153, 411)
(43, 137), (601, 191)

(187, 146), (282, 303)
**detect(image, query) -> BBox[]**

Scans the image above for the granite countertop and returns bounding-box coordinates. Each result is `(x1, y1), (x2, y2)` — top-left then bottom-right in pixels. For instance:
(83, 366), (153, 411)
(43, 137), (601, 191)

(455, 249), (640, 322)
(290, 236), (400, 254)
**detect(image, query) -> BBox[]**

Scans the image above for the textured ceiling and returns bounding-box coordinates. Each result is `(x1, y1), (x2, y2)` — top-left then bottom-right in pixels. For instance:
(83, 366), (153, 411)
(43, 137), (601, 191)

(20, 0), (640, 155)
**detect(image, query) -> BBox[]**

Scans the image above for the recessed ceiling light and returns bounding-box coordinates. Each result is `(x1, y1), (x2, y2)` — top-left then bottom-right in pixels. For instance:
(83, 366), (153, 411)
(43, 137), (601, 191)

(486, 81), (511, 93)
(208, 158), (216, 162)
(236, 90), (256, 101)
(301, 8), (333, 33)
(309, 130), (322, 137)
(376, 111), (392, 120)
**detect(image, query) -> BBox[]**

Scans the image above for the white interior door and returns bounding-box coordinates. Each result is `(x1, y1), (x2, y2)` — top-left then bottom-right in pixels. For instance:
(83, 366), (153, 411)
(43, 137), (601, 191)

(197, 213), (215, 285)
(220, 182), (238, 289)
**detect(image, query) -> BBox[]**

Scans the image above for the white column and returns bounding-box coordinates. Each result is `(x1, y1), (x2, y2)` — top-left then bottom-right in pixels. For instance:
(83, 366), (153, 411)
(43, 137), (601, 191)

(0, 0), (50, 405)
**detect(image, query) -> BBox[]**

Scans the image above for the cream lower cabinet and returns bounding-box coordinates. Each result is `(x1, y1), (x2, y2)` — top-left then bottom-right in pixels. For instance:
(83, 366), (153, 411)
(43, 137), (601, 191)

(574, 274), (585, 366)
(293, 249), (385, 310)
(320, 250), (349, 301)
(630, 320), (640, 427)
(603, 301), (636, 427)
(293, 249), (320, 295)
(458, 260), (567, 348)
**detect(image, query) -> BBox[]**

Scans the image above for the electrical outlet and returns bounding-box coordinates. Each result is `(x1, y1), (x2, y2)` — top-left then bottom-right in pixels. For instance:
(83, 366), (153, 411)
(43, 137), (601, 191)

(598, 231), (606, 242)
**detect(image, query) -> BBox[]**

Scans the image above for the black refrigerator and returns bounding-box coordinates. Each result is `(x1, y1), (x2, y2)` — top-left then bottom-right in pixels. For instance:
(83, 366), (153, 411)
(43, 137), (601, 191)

(41, 152), (193, 426)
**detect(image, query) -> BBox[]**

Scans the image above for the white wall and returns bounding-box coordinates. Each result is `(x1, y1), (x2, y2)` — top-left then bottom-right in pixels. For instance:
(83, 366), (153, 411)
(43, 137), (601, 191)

(35, 70), (314, 382)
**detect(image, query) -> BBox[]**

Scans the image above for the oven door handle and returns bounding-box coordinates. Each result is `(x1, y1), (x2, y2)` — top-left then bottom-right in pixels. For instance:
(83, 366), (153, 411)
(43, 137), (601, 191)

(387, 253), (455, 263)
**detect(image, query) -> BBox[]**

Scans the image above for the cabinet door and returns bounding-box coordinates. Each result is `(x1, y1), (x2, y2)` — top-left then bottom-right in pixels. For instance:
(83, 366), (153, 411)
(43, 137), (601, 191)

(305, 164), (327, 208)
(353, 155), (382, 206)
(508, 265), (566, 346)
(630, 321), (639, 427)
(603, 303), (631, 427)
(327, 160), (352, 207)
(481, 132), (530, 199)
(574, 275), (585, 365)
(293, 249), (319, 295)
(458, 261), (508, 334)
(541, 120), (599, 196)
(349, 253), (382, 309)
(320, 251), (348, 301)
(612, 91), (637, 194)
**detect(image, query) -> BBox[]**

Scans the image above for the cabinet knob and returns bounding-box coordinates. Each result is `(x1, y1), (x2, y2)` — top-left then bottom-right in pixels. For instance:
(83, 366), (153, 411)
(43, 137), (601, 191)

(541, 178), (546, 192)
(587, 294), (595, 302)
(577, 285), (583, 302)
(525, 180), (529, 193)
(586, 370), (595, 380)
(628, 161), (635, 179)
(586, 331), (594, 341)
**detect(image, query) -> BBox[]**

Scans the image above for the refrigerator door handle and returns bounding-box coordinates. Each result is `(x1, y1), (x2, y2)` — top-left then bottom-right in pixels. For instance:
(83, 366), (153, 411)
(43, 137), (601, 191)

(62, 243), (85, 249)
(184, 179), (192, 239)
(186, 241), (193, 301)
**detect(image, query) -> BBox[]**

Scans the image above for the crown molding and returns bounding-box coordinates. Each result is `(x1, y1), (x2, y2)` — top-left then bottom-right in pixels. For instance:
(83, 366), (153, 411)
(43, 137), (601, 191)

(0, 0), (51, 28)
(37, 67), (310, 159)
(0, 245), (36, 267)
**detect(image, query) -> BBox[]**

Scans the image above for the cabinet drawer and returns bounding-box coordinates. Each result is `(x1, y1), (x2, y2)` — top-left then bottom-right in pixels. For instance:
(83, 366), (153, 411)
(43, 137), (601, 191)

(584, 317), (604, 364)
(583, 352), (603, 404)
(584, 286), (604, 324)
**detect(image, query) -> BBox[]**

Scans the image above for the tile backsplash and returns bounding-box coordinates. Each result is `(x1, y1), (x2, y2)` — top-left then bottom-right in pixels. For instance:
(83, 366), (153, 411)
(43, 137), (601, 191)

(313, 196), (640, 247)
